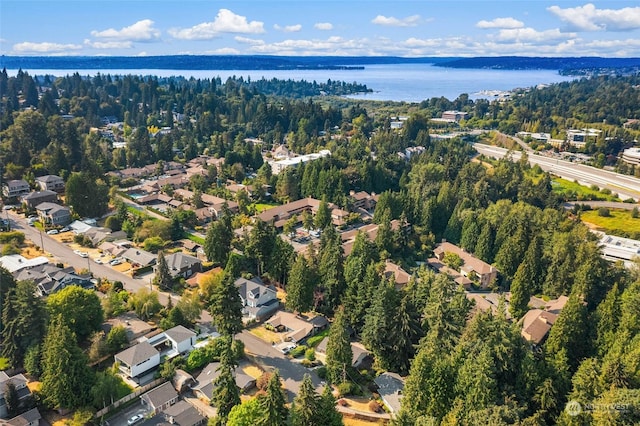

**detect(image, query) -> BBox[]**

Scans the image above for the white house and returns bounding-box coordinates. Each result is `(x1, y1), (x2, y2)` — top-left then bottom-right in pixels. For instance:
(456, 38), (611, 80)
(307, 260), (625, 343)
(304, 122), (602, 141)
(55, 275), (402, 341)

(235, 277), (279, 321)
(114, 325), (196, 380)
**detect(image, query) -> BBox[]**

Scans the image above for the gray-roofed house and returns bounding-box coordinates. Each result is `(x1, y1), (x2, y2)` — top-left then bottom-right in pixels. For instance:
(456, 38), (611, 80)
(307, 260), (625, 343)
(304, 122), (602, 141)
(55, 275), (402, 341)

(35, 202), (71, 226)
(114, 341), (161, 379)
(121, 248), (157, 268)
(374, 372), (405, 416)
(316, 338), (372, 370)
(160, 400), (206, 426)
(35, 175), (65, 193)
(4, 407), (41, 426)
(83, 227), (127, 246)
(12, 263), (94, 297)
(192, 362), (256, 402)
(140, 382), (178, 415)
(163, 252), (202, 278)
(0, 372), (31, 419)
(235, 277), (279, 321)
(21, 190), (57, 209)
(3, 179), (30, 198)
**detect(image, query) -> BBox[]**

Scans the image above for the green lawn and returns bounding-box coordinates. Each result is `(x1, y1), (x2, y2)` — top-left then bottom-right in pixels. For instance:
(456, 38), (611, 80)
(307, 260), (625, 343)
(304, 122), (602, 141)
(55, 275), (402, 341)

(0, 357), (10, 370)
(254, 202), (279, 213)
(552, 178), (621, 202)
(185, 233), (205, 245)
(580, 209), (640, 234)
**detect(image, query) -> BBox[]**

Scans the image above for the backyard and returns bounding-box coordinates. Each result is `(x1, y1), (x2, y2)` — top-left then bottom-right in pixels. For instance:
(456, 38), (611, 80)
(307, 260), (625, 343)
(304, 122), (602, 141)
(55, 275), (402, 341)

(580, 208), (640, 234)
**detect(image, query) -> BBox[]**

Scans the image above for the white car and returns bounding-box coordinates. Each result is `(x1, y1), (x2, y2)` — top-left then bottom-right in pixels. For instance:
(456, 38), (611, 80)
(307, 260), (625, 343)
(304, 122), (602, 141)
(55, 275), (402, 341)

(46, 229), (59, 235)
(127, 414), (144, 425)
(74, 250), (89, 258)
(110, 258), (123, 266)
(94, 258), (103, 264)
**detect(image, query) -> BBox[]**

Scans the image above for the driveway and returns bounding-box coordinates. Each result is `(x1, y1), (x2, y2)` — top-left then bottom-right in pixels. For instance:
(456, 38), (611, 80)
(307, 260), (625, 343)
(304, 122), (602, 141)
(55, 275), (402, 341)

(238, 330), (322, 401)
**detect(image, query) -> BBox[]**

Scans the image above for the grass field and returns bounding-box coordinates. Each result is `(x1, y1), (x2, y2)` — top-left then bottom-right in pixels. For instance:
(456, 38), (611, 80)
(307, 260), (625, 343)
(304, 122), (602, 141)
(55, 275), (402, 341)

(254, 202), (279, 213)
(185, 232), (205, 245)
(580, 209), (640, 234)
(552, 178), (621, 202)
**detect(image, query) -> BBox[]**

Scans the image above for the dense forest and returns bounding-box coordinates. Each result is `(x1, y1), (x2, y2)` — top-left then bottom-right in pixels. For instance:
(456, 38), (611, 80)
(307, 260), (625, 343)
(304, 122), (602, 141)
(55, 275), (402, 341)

(0, 69), (639, 425)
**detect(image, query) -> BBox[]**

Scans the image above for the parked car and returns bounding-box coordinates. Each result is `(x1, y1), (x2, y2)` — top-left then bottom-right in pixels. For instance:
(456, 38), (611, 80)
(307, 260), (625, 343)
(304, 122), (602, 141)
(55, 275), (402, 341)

(46, 229), (59, 235)
(110, 258), (123, 266)
(74, 250), (89, 258)
(60, 226), (70, 232)
(94, 258), (103, 264)
(127, 414), (144, 425)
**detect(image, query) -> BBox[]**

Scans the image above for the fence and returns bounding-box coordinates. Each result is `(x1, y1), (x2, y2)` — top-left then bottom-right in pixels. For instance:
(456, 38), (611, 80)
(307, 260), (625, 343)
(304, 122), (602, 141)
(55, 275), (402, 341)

(95, 378), (166, 419)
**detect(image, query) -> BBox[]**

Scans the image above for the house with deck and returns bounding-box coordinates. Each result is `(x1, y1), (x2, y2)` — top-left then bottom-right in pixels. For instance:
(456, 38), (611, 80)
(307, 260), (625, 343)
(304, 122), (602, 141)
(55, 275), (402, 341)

(35, 175), (65, 193)
(235, 277), (279, 321)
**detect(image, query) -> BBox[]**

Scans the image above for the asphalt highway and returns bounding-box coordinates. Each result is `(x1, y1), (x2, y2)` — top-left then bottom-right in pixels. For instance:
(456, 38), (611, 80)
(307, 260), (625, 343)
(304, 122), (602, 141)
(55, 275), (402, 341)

(473, 143), (640, 201)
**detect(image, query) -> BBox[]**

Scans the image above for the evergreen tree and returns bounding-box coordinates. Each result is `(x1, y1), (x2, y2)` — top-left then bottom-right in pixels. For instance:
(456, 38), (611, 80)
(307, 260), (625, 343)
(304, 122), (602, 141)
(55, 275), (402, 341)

(325, 306), (353, 384)
(318, 386), (343, 426)
(204, 209), (233, 265)
(362, 280), (399, 371)
(286, 254), (315, 313)
(509, 237), (542, 319)
(289, 375), (321, 426)
(545, 293), (590, 371)
(1, 287), (20, 367)
(212, 341), (241, 422)
(3, 382), (19, 418)
(317, 226), (345, 313)
(459, 214), (480, 252)
(392, 292), (423, 375)
(475, 222), (494, 263)
(259, 370), (288, 426)
(154, 251), (174, 291)
(209, 268), (243, 338)
(343, 262), (380, 334)
(314, 197), (332, 230)
(41, 315), (94, 409)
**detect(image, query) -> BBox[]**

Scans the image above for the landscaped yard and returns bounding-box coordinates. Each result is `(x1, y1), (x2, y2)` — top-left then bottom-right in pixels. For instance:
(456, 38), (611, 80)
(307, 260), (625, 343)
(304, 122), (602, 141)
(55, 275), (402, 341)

(580, 209), (640, 234)
(552, 178), (621, 202)
(254, 202), (280, 213)
(249, 325), (285, 345)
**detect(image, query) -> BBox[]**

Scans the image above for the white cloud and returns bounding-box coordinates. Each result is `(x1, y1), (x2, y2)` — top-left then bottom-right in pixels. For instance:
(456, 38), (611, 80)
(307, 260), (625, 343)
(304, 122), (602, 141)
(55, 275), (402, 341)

(91, 19), (160, 42)
(371, 15), (420, 27)
(84, 39), (133, 49)
(548, 3), (640, 31)
(169, 9), (264, 40)
(274, 24), (302, 33)
(212, 47), (241, 55)
(493, 27), (575, 43)
(476, 17), (524, 29)
(234, 36), (265, 45)
(314, 22), (333, 30)
(13, 41), (82, 53)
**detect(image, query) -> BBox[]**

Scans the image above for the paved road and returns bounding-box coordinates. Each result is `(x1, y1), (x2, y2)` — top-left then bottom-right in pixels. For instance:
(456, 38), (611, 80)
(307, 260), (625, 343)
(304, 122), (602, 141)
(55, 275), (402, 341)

(474, 143), (640, 201)
(563, 201), (639, 210)
(238, 330), (322, 401)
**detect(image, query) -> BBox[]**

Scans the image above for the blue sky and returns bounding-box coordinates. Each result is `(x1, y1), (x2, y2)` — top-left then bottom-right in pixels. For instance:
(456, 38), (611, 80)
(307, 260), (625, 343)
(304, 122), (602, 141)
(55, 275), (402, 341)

(1, 1), (640, 57)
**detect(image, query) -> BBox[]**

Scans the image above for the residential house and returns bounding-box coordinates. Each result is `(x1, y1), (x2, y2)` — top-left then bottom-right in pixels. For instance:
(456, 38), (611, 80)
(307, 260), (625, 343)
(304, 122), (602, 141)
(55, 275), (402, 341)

(140, 382), (179, 415)
(431, 242), (498, 288)
(265, 311), (327, 343)
(172, 370), (195, 394)
(12, 263), (94, 297)
(235, 276), (279, 321)
(349, 191), (377, 211)
(83, 227), (127, 247)
(200, 194), (239, 215)
(163, 252), (202, 278)
(3, 180), (30, 198)
(3, 408), (41, 426)
(374, 372), (405, 416)
(383, 260), (411, 288)
(316, 338), (372, 370)
(192, 362), (256, 402)
(0, 255), (48, 274)
(182, 240), (201, 253)
(340, 220), (405, 256)
(159, 400), (206, 426)
(121, 248), (157, 268)
(0, 372), (31, 419)
(185, 267), (223, 289)
(35, 202), (71, 227)
(35, 175), (65, 193)
(257, 197), (345, 230)
(21, 190), (57, 209)
(520, 295), (569, 346)
(115, 326), (196, 380)
(103, 312), (155, 342)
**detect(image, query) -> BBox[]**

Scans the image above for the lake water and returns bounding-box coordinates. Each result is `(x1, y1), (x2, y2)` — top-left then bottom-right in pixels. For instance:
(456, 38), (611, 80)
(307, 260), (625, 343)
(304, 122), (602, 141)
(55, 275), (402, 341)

(7, 63), (576, 103)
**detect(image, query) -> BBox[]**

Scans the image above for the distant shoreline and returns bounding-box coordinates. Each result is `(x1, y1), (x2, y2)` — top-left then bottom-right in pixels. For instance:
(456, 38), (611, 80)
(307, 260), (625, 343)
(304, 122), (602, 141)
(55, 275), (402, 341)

(3, 55), (639, 73)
